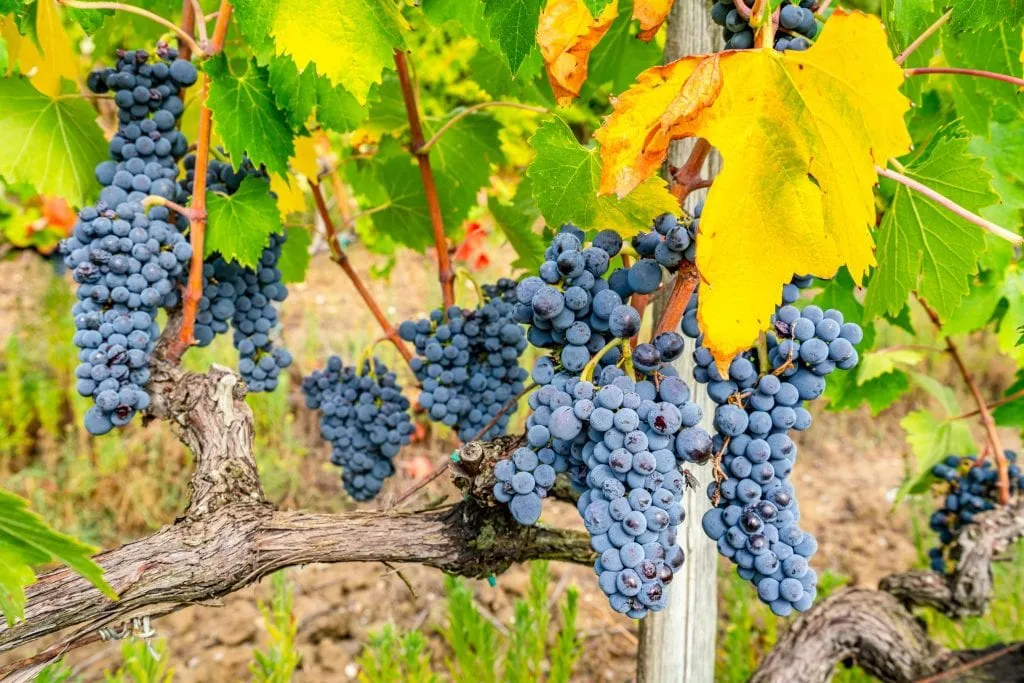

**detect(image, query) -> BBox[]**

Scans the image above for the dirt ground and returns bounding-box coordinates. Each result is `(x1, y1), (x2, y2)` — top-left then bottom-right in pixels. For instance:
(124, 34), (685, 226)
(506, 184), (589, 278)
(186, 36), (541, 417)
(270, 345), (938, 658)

(1, 246), (1017, 681)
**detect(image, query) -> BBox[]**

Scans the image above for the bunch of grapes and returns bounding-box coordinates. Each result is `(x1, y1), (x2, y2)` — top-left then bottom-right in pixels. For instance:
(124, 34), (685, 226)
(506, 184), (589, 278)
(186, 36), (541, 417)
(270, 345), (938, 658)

(927, 452), (1024, 573)
(87, 45), (194, 208)
(178, 154), (293, 393)
(302, 356), (415, 501)
(60, 44), (199, 435)
(398, 279), (528, 442)
(620, 212), (697, 286)
(61, 202), (192, 434)
(514, 225), (641, 374)
(710, 0), (820, 50)
(695, 301), (863, 615)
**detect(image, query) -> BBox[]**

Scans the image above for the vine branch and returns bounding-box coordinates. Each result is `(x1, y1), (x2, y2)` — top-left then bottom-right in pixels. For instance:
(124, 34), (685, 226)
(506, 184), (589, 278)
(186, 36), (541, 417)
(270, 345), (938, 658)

(951, 387), (1024, 422)
(895, 9), (951, 66)
(653, 263), (698, 337)
(393, 49), (455, 310)
(57, 0), (204, 58)
(168, 1), (233, 361)
(875, 165), (1023, 246)
(417, 101), (548, 154)
(310, 182), (414, 367)
(669, 139), (712, 205)
(904, 67), (1024, 90)
(917, 296), (1011, 504)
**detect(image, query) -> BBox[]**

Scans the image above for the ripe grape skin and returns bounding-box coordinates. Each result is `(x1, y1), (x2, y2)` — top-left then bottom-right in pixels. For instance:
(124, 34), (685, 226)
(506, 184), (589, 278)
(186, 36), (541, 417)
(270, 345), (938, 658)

(302, 357), (414, 501)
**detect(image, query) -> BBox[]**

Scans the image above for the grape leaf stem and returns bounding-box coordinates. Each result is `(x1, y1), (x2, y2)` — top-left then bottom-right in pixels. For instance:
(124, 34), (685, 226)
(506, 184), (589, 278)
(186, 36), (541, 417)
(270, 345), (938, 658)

(310, 182), (414, 367)
(904, 67), (1024, 89)
(951, 387), (1024, 422)
(653, 263), (698, 337)
(189, 0), (209, 47)
(670, 139), (712, 205)
(895, 9), (952, 66)
(875, 165), (1023, 246)
(918, 296), (1011, 504)
(169, 1), (232, 361)
(57, 0), (204, 58)
(417, 101), (548, 154)
(393, 49), (456, 310)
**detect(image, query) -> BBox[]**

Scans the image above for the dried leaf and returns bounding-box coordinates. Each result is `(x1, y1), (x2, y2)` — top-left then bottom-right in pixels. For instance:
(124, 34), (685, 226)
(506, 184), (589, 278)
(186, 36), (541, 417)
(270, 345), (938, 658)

(538, 0), (618, 105)
(633, 0), (675, 40)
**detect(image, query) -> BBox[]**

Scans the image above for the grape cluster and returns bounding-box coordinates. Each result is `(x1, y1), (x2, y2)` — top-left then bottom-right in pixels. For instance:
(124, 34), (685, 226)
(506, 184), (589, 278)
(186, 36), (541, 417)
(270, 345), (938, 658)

(399, 279), (528, 442)
(515, 225), (648, 375)
(710, 0), (820, 51)
(302, 356), (415, 501)
(576, 367), (711, 617)
(626, 212), (697, 280)
(696, 302), (863, 615)
(61, 202), (192, 434)
(928, 452), (1024, 573)
(87, 45), (194, 208)
(177, 154), (292, 393)
(181, 153), (267, 196)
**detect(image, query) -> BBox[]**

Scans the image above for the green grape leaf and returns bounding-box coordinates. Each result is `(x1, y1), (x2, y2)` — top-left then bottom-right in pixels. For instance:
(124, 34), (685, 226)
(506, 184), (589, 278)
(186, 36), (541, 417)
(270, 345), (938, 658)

(484, 0), (544, 77)
(204, 176), (283, 268)
(897, 408), (975, 499)
(992, 371), (1024, 427)
(587, 0), (664, 94)
(824, 364), (911, 415)
(583, 0), (615, 13)
(277, 226), (311, 283)
(912, 371), (965, 414)
(948, 0), (1024, 33)
(489, 179), (546, 272)
(426, 112), (506, 229)
(229, 0), (276, 56)
(527, 117), (679, 236)
(0, 488), (115, 626)
(206, 56), (295, 177)
(233, 0), (406, 105)
(865, 123), (998, 321)
(970, 121), (1024, 232)
(422, 0), (490, 37)
(881, 0), (936, 102)
(364, 75), (408, 136)
(0, 77), (107, 207)
(316, 75), (368, 133)
(858, 349), (924, 384)
(997, 268), (1024, 354)
(347, 144), (434, 251)
(267, 56), (318, 130)
(940, 274), (1003, 334)
(941, 25), (1023, 134)
(64, 6), (112, 34)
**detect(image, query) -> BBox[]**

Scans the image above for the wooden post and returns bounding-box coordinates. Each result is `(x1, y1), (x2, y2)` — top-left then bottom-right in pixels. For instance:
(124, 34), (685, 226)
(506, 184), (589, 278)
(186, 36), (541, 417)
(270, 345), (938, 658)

(637, 1), (722, 681)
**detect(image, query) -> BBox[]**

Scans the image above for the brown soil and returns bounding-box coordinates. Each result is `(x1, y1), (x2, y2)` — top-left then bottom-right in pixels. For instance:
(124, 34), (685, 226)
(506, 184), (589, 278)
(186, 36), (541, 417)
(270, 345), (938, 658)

(1, 247), (1017, 681)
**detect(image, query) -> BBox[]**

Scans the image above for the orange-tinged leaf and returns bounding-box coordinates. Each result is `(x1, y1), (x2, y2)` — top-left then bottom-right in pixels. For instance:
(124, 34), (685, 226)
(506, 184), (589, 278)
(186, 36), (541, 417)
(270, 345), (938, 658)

(633, 0), (675, 41)
(538, 0), (619, 106)
(596, 11), (911, 364)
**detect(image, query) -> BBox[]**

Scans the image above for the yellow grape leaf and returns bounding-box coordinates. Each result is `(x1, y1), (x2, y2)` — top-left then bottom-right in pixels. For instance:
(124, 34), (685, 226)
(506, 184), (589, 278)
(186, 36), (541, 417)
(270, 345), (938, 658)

(30, 0), (77, 97)
(290, 135), (320, 179)
(538, 0), (618, 106)
(1, 18), (42, 78)
(595, 11), (911, 364)
(271, 174), (306, 215)
(633, 0), (675, 41)
(265, 0), (407, 105)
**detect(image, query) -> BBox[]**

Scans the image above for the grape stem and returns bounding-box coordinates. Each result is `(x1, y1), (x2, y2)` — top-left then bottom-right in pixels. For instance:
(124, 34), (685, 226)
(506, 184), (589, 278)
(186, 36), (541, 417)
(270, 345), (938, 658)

(917, 295), (1011, 504)
(875, 165), (1023, 246)
(168, 1), (233, 361)
(951, 387), (1024, 422)
(581, 339), (627, 384)
(454, 266), (485, 308)
(189, 0), (209, 47)
(653, 262), (698, 337)
(669, 139), (712, 206)
(904, 67), (1024, 90)
(142, 195), (191, 218)
(393, 49), (456, 311)
(629, 293), (651, 349)
(731, 0), (752, 21)
(388, 383), (538, 509)
(310, 182), (415, 368)
(416, 101), (548, 154)
(895, 9), (952, 66)
(57, 0), (205, 58)
(178, 0), (196, 62)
